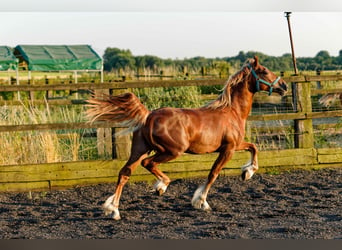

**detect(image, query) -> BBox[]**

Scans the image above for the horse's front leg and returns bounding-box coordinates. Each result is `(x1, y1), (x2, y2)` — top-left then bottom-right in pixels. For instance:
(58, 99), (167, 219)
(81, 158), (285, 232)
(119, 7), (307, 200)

(237, 141), (258, 181)
(192, 147), (235, 211)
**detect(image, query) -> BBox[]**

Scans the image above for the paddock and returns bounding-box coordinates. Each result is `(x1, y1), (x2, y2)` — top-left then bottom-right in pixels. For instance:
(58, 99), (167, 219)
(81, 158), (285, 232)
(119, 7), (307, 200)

(0, 168), (340, 239)
(0, 73), (342, 239)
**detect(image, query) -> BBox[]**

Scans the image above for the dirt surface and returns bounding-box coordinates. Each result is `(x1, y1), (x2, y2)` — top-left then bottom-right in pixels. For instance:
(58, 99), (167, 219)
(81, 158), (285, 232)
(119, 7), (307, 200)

(0, 168), (341, 239)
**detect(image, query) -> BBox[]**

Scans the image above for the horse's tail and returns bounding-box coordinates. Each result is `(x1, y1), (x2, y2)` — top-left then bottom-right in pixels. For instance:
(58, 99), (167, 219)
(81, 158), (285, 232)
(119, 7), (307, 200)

(319, 93), (341, 108)
(86, 92), (150, 135)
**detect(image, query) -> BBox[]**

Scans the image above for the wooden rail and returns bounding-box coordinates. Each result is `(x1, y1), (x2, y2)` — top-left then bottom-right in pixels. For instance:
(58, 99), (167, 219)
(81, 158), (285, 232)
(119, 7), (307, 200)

(1, 74), (342, 92)
(1, 148), (341, 192)
(1, 110), (342, 133)
(0, 79), (225, 92)
(0, 121), (118, 132)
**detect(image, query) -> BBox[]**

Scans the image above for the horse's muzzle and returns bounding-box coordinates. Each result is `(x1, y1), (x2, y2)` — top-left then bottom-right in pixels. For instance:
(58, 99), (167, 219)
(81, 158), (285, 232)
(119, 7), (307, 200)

(274, 80), (288, 96)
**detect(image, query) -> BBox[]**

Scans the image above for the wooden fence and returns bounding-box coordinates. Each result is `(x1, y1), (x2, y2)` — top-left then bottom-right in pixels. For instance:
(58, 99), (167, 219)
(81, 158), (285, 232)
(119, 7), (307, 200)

(1, 74), (342, 192)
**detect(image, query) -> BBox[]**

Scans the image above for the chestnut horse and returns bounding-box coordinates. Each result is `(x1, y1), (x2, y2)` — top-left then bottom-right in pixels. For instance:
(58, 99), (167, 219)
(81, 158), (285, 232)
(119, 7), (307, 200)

(86, 56), (287, 220)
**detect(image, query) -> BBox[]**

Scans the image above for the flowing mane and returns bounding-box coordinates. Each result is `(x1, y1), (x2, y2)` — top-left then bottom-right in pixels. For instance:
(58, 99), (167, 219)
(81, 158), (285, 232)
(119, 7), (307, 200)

(204, 58), (254, 109)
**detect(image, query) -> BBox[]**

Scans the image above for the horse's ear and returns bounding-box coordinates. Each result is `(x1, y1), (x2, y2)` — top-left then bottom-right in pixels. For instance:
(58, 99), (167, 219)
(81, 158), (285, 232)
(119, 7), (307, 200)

(253, 55), (259, 67)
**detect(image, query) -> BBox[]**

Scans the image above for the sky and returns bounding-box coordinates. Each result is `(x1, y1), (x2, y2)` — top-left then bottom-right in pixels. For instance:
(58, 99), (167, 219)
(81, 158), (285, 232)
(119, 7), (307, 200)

(1, 0), (342, 59)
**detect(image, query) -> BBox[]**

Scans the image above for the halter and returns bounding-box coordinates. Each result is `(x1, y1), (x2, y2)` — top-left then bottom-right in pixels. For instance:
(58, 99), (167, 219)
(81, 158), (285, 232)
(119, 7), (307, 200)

(248, 64), (281, 96)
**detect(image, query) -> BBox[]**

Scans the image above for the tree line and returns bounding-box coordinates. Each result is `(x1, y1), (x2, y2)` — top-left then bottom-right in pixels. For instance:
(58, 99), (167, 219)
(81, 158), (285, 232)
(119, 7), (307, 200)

(103, 47), (342, 74)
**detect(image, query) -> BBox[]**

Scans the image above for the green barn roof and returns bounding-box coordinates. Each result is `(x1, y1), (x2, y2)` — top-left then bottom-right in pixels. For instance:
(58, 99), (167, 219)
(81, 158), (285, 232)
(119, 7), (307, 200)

(0, 46), (18, 71)
(14, 45), (102, 71)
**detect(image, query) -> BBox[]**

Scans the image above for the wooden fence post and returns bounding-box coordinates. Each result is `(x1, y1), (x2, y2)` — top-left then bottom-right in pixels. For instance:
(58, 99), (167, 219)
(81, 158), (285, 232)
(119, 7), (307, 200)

(95, 89), (113, 158)
(112, 88), (132, 160)
(45, 76), (51, 100)
(295, 82), (314, 148)
(316, 69), (321, 89)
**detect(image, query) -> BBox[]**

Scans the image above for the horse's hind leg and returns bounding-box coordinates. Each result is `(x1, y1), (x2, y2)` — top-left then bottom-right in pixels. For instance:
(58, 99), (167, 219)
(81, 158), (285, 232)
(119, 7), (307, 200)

(102, 132), (149, 220)
(192, 147), (235, 211)
(141, 152), (179, 195)
(237, 142), (258, 181)
(103, 153), (149, 220)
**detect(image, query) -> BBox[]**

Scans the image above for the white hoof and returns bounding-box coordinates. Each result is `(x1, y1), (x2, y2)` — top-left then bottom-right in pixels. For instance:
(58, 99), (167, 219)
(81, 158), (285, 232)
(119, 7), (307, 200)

(191, 185), (211, 211)
(111, 208), (121, 220)
(241, 162), (257, 181)
(192, 198), (211, 211)
(102, 195), (121, 220)
(154, 180), (168, 195)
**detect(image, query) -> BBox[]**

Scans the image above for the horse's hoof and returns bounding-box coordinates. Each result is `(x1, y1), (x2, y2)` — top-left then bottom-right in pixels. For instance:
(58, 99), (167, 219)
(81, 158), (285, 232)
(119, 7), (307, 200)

(103, 195), (121, 220)
(241, 171), (247, 181)
(202, 201), (212, 211)
(192, 198), (211, 211)
(241, 168), (255, 181)
(242, 170), (253, 181)
(154, 180), (168, 196)
(192, 201), (212, 211)
(103, 208), (121, 220)
(156, 188), (165, 196)
(104, 207), (121, 220)
(112, 211), (121, 220)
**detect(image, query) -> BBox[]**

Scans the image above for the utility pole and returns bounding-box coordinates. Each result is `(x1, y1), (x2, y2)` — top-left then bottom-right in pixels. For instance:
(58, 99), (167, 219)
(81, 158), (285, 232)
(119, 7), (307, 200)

(284, 12), (298, 74)
(284, 12), (314, 149)
(285, 12), (298, 114)
(285, 12), (300, 147)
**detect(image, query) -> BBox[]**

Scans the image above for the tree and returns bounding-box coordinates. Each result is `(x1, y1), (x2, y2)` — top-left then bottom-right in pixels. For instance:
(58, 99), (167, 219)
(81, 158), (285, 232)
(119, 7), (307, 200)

(315, 50), (330, 59)
(236, 51), (246, 63)
(315, 50), (332, 69)
(103, 48), (135, 71)
(134, 56), (146, 69)
(102, 47), (342, 73)
(143, 55), (163, 70)
(337, 50), (342, 65)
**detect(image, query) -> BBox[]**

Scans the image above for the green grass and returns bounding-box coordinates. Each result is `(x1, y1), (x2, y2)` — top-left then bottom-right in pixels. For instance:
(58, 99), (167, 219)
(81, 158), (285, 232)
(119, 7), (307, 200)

(133, 86), (203, 109)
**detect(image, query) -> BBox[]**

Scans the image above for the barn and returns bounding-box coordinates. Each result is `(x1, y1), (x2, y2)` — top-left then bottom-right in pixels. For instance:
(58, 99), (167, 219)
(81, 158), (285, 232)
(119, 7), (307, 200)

(0, 46), (18, 71)
(0, 46), (19, 85)
(13, 44), (103, 82)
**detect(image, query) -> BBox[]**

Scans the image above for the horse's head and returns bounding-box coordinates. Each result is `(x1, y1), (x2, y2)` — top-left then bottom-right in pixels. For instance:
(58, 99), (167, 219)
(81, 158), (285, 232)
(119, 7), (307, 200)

(248, 56), (287, 96)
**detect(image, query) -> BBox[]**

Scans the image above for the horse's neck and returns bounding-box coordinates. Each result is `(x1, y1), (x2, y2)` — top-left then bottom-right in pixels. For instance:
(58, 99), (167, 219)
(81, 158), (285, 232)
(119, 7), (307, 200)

(230, 82), (254, 120)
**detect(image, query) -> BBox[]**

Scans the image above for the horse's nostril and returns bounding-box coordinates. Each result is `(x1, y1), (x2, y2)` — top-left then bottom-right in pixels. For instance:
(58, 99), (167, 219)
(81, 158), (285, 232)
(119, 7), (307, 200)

(281, 82), (288, 91)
